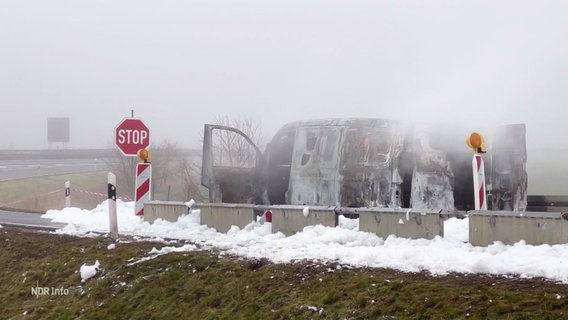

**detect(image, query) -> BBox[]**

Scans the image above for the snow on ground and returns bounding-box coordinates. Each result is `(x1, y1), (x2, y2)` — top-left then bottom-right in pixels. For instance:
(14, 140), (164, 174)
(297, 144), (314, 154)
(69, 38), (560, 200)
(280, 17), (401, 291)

(42, 200), (568, 283)
(80, 260), (100, 282)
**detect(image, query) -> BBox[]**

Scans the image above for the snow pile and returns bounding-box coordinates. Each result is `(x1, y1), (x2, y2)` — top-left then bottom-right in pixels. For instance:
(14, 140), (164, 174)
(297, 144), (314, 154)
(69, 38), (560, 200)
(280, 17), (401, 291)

(301, 305), (324, 315)
(444, 214), (469, 243)
(127, 244), (198, 266)
(42, 200), (568, 283)
(107, 243), (116, 250)
(80, 260), (101, 282)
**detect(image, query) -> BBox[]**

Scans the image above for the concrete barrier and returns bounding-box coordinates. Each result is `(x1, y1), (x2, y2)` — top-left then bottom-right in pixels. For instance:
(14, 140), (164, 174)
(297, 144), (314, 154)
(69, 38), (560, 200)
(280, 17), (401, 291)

(357, 208), (444, 240)
(270, 205), (337, 236)
(145, 200), (568, 246)
(144, 201), (189, 223)
(199, 203), (256, 233)
(469, 210), (568, 246)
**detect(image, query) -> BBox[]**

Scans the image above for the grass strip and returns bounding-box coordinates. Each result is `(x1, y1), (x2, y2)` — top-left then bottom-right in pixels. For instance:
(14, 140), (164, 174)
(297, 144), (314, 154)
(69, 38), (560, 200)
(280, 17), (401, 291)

(1, 227), (568, 320)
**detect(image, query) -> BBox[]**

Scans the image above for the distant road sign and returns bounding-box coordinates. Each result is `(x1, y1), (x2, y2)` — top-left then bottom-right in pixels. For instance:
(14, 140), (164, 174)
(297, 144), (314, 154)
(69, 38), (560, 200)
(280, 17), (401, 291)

(114, 118), (151, 156)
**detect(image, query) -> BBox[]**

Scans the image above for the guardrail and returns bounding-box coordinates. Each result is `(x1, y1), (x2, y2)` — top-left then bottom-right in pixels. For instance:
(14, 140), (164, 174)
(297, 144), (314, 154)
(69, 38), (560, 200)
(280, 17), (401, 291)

(469, 210), (568, 246)
(527, 195), (568, 212)
(143, 201), (568, 246)
(145, 203), (455, 240)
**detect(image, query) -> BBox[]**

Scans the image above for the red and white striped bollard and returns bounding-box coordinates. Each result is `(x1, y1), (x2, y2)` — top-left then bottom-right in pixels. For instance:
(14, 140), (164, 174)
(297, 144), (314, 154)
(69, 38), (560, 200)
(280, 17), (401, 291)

(472, 154), (487, 210)
(135, 163), (152, 216)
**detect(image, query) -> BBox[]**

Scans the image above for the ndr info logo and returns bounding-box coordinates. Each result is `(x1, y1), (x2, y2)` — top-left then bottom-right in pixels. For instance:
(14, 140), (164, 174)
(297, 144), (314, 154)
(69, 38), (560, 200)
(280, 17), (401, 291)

(31, 281), (69, 296)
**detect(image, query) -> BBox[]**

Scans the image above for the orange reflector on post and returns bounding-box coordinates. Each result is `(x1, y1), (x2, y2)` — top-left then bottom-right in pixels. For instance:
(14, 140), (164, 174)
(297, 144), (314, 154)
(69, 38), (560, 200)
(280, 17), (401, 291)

(466, 132), (486, 154)
(137, 148), (150, 163)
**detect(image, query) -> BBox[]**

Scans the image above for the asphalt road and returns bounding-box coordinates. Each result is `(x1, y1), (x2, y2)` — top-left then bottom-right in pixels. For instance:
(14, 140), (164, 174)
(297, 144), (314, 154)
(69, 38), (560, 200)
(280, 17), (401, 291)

(0, 210), (67, 230)
(0, 158), (110, 181)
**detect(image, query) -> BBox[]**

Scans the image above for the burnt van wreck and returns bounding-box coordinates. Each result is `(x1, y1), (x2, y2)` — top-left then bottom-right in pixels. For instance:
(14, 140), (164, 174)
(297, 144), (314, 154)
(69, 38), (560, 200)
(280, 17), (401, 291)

(201, 118), (527, 212)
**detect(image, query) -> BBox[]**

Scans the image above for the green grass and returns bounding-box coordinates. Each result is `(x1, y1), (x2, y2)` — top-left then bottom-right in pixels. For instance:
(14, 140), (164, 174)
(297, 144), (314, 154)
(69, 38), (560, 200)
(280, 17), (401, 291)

(1, 227), (568, 320)
(0, 172), (110, 212)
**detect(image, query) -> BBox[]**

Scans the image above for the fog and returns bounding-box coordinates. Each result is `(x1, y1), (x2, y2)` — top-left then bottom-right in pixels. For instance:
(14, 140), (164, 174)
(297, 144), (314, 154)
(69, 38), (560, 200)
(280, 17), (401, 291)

(1, 1), (567, 151)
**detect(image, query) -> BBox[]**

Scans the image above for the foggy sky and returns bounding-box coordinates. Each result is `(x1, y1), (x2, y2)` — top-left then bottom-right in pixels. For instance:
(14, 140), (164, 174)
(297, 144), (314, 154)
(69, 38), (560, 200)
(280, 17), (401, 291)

(1, 1), (567, 150)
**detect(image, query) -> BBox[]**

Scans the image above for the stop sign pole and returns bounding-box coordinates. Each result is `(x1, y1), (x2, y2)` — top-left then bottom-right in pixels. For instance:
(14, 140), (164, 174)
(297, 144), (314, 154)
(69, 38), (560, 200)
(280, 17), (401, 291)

(114, 116), (152, 216)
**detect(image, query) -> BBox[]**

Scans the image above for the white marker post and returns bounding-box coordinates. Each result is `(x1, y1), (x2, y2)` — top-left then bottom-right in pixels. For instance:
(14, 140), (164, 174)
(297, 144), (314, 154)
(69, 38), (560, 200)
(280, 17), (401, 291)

(467, 132), (487, 210)
(108, 172), (118, 239)
(64, 181), (71, 207)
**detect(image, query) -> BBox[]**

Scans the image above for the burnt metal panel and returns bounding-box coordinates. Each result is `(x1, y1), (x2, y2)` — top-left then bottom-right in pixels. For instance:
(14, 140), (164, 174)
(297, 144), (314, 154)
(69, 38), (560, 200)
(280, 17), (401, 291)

(338, 119), (405, 208)
(410, 124), (455, 211)
(265, 127), (296, 204)
(288, 126), (342, 206)
(489, 124), (528, 211)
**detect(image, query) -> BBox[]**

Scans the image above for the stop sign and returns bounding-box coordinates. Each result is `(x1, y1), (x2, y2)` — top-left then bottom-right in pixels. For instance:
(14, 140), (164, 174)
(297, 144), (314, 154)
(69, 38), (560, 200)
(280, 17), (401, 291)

(114, 118), (151, 156)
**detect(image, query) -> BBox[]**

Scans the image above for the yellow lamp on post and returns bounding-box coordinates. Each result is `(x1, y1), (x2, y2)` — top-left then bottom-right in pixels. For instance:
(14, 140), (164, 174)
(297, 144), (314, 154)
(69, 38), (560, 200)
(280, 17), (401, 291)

(137, 148), (150, 163)
(466, 132), (486, 154)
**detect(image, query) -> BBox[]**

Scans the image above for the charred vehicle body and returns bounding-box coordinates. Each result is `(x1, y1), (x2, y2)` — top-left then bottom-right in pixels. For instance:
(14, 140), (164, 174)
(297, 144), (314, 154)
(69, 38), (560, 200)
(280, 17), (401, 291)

(201, 118), (527, 212)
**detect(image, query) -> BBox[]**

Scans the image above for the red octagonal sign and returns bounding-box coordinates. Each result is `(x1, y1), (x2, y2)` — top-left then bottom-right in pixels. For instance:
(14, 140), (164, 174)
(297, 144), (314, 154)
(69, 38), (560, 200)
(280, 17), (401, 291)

(114, 118), (151, 156)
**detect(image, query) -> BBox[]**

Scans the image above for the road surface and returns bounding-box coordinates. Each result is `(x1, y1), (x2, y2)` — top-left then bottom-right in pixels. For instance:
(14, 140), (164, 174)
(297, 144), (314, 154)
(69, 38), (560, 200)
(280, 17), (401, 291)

(0, 158), (110, 181)
(0, 210), (67, 230)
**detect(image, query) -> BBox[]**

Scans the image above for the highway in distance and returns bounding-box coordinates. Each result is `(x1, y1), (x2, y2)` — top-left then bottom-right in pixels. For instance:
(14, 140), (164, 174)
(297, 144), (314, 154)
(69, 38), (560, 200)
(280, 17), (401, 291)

(0, 158), (110, 181)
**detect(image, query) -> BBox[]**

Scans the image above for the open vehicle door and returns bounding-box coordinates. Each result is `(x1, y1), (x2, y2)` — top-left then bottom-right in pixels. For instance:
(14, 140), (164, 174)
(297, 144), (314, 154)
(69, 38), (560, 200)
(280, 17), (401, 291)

(201, 124), (265, 204)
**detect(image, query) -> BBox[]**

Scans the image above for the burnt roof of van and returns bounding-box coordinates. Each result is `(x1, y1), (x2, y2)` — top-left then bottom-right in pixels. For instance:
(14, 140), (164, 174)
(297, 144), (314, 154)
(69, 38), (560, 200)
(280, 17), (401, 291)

(277, 118), (401, 130)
